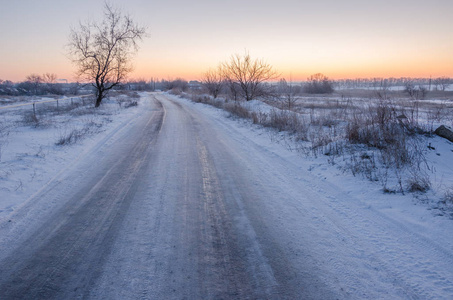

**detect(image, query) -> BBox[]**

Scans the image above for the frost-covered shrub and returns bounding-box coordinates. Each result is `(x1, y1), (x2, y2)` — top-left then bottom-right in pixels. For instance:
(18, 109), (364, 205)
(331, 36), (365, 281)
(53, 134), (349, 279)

(22, 112), (40, 128)
(443, 187), (453, 205)
(56, 118), (102, 146)
(190, 94), (211, 104)
(267, 109), (307, 135)
(169, 87), (183, 96)
(304, 73), (334, 94)
(56, 127), (89, 145)
(224, 103), (250, 119)
(345, 100), (413, 170)
(405, 171), (430, 193)
(123, 100), (138, 108)
(250, 111), (268, 125)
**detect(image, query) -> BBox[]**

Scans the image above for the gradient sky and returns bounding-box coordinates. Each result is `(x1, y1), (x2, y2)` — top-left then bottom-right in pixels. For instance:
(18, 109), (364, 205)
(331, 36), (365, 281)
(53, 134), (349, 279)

(1, 0), (452, 82)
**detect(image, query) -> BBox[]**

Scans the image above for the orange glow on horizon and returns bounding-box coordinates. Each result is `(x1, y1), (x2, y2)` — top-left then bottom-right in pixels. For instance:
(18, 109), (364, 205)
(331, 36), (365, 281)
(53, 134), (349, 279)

(1, 1), (451, 84)
(127, 43), (453, 82)
(2, 56), (452, 83)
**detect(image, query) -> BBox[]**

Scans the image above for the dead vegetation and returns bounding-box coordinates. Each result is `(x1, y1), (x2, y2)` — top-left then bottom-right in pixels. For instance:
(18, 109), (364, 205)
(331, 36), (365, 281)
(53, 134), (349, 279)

(183, 90), (453, 196)
(0, 93), (141, 148)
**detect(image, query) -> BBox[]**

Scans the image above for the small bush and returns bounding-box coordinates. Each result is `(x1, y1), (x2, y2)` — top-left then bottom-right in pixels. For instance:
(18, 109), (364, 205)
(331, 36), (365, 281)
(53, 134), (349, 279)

(405, 172), (430, 193)
(124, 100), (138, 108)
(128, 91), (140, 99)
(190, 94), (211, 104)
(346, 151), (378, 180)
(251, 111), (268, 125)
(267, 109), (307, 134)
(22, 112), (40, 127)
(169, 87), (183, 96)
(56, 128), (87, 145)
(441, 186), (453, 205)
(405, 84), (428, 100)
(224, 103), (250, 119)
(55, 120), (101, 146)
(304, 73), (334, 94)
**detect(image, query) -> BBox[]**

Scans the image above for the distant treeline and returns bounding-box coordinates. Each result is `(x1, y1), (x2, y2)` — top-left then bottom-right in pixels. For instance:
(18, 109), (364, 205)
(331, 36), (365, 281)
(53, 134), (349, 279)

(1, 75), (451, 96)
(0, 76), (201, 96)
(333, 77), (452, 91)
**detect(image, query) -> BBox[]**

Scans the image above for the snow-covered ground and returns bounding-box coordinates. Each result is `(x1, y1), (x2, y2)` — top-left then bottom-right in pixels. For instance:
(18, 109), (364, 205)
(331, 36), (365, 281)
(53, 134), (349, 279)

(0, 92), (452, 298)
(242, 95), (453, 212)
(0, 94), (140, 220)
(173, 92), (453, 298)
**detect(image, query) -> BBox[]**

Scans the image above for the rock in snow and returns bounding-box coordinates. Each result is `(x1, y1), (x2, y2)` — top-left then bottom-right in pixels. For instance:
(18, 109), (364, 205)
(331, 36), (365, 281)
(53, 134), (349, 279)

(435, 125), (453, 143)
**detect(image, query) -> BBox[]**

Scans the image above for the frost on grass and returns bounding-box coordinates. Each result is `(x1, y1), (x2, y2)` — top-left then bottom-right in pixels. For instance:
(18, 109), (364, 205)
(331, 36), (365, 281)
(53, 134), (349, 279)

(441, 186), (453, 207)
(55, 114), (104, 146)
(55, 122), (102, 146)
(180, 91), (453, 209)
(0, 93), (141, 209)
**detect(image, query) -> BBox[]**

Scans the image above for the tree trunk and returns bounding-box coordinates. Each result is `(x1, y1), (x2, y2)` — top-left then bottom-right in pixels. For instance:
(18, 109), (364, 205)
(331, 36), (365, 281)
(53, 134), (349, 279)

(95, 90), (103, 107)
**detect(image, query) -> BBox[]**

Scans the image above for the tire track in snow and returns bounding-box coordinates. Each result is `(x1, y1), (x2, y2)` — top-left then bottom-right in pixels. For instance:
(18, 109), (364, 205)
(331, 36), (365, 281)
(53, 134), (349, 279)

(169, 94), (453, 299)
(0, 97), (165, 299)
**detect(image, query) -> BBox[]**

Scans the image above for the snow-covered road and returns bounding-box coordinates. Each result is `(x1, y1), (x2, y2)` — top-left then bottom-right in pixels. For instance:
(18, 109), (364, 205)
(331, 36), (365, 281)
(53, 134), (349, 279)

(0, 93), (452, 299)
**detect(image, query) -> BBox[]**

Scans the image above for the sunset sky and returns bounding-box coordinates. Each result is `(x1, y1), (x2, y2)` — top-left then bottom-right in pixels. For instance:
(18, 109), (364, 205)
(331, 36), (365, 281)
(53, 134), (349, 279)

(1, 0), (452, 82)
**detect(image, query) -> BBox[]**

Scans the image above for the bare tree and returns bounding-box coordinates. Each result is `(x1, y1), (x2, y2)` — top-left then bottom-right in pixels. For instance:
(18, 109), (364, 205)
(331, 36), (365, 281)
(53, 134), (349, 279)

(163, 78), (188, 91)
(222, 52), (279, 101)
(304, 73), (334, 94)
(278, 77), (299, 110)
(405, 82), (428, 100)
(226, 80), (241, 101)
(434, 76), (451, 92)
(201, 67), (224, 99)
(26, 74), (43, 95)
(42, 73), (57, 84)
(42, 73), (63, 94)
(68, 3), (146, 107)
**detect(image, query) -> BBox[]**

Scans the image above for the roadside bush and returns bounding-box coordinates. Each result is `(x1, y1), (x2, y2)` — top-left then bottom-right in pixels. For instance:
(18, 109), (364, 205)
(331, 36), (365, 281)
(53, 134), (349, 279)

(188, 93), (225, 109)
(169, 87), (183, 96)
(0, 122), (8, 162)
(190, 94), (210, 104)
(267, 109), (307, 136)
(56, 117), (102, 146)
(443, 187), (453, 205)
(346, 151), (378, 181)
(56, 127), (88, 145)
(341, 99), (433, 193)
(22, 112), (40, 128)
(406, 171), (430, 193)
(250, 111), (268, 125)
(224, 103), (250, 119)
(124, 100), (138, 108)
(182, 91), (437, 195)
(346, 101), (408, 150)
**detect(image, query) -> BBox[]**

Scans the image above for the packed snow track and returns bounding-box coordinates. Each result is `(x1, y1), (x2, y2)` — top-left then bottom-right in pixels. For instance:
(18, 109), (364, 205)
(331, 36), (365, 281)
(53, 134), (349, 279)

(0, 93), (452, 299)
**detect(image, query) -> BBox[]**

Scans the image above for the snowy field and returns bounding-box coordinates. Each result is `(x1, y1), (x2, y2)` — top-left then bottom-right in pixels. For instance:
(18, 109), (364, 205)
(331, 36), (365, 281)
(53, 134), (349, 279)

(0, 91), (452, 298)
(225, 93), (453, 212)
(0, 93), (140, 220)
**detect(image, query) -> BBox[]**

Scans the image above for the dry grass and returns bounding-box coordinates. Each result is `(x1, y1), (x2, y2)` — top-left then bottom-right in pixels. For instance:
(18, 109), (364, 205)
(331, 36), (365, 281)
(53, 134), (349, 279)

(443, 187), (453, 205)
(224, 103), (250, 119)
(183, 90), (446, 194)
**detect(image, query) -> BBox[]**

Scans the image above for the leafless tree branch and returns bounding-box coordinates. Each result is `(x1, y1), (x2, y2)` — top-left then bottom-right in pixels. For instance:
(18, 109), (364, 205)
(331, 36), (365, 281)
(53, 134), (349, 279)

(68, 3), (146, 107)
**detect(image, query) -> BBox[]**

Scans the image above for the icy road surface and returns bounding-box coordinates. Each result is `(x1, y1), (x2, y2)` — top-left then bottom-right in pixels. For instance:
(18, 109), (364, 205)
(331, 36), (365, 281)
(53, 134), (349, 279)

(0, 93), (452, 299)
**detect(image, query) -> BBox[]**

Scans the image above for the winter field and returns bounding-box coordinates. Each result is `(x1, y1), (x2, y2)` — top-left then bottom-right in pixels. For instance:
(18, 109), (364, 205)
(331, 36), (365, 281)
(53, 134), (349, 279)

(0, 91), (452, 298)
(0, 93), (140, 219)
(183, 88), (453, 211)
